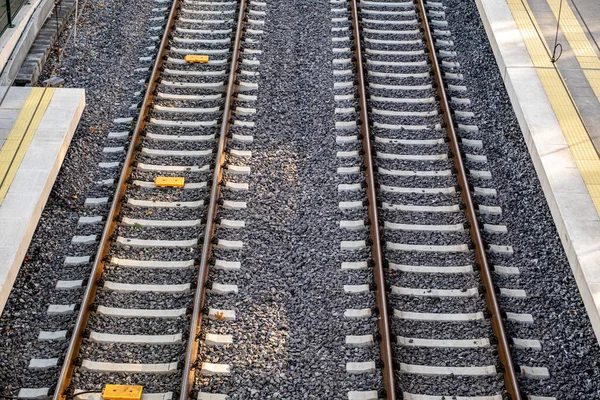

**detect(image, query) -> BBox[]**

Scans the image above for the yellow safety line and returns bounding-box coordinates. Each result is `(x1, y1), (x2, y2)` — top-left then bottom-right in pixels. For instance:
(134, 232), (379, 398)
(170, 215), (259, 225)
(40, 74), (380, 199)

(0, 88), (55, 204)
(506, 0), (600, 213)
(546, 0), (600, 100)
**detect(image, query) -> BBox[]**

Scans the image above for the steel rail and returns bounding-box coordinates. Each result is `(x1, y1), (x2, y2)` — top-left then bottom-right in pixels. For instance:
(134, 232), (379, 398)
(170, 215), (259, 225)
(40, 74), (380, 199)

(349, 0), (397, 398)
(52, 0), (183, 396)
(414, 0), (522, 398)
(179, 0), (247, 397)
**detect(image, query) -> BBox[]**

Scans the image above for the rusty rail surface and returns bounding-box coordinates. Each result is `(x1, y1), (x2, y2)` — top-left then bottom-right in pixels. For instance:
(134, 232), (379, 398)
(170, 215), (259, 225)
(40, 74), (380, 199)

(51, 0), (210, 396)
(414, 0), (522, 398)
(349, 0), (397, 398)
(179, 0), (247, 397)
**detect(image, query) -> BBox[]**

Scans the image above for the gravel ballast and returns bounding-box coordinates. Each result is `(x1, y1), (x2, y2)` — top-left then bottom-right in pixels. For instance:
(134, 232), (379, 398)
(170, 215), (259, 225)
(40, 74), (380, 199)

(194, 0), (383, 396)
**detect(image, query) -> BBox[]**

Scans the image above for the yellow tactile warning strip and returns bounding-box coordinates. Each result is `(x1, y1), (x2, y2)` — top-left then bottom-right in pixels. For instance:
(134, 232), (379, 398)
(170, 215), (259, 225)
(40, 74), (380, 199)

(0, 88), (55, 205)
(506, 0), (600, 213)
(546, 0), (600, 99)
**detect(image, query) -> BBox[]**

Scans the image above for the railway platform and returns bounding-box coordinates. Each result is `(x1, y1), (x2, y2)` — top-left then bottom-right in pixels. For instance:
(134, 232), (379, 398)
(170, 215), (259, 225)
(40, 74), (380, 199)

(0, 86), (84, 316)
(476, 0), (600, 340)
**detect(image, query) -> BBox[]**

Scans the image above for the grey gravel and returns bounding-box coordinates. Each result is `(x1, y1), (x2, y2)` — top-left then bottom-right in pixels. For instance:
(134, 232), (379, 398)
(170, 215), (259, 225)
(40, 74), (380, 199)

(193, 0), (383, 397)
(43, 76), (65, 87)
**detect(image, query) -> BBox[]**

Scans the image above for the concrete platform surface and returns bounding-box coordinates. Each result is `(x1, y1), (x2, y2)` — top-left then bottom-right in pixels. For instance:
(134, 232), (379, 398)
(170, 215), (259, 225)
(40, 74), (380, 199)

(526, 0), (600, 152)
(475, 0), (600, 341)
(0, 86), (85, 316)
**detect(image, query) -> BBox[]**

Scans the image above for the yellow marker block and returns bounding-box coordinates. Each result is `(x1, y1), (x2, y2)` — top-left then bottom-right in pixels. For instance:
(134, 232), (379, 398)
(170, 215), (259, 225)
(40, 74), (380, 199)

(155, 176), (185, 188)
(507, 0), (600, 213)
(184, 54), (209, 63)
(102, 385), (143, 400)
(0, 87), (54, 205)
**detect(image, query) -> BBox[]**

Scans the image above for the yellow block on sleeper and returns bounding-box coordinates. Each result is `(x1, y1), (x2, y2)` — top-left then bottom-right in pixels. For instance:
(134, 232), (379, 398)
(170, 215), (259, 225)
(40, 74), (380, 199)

(184, 54), (209, 63)
(102, 385), (143, 400)
(155, 176), (185, 188)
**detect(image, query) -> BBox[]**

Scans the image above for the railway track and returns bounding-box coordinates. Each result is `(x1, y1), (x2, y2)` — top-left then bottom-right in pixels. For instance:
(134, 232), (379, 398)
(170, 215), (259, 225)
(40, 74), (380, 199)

(334, 0), (524, 397)
(47, 0), (254, 397)
(11, 0), (554, 397)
